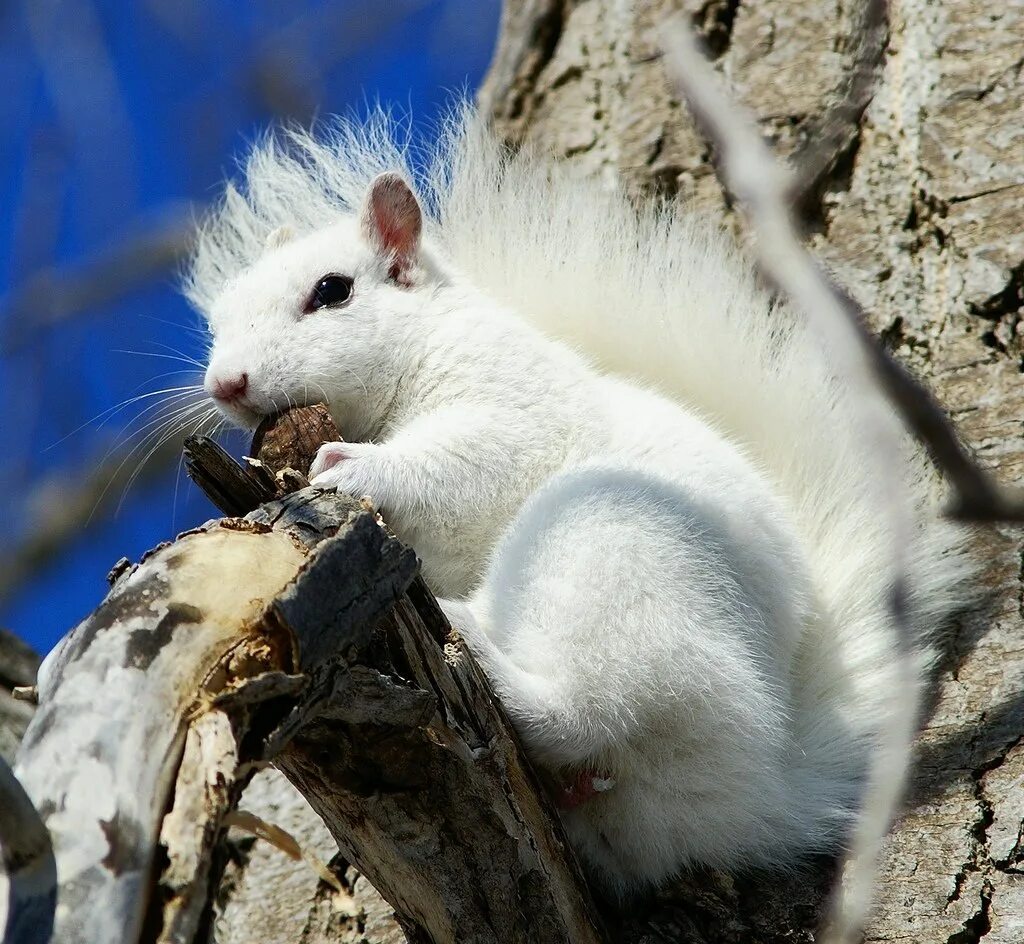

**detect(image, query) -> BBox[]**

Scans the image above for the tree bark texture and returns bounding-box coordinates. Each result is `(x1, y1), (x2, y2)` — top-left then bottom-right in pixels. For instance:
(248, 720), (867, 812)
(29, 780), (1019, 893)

(11, 476), (604, 944)
(482, 1), (1024, 942)
(0, 633), (404, 944)
(0, 632), (39, 767)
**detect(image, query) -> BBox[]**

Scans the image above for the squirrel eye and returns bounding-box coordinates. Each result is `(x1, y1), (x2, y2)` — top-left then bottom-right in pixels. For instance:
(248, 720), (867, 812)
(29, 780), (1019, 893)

(305, 274), (354, 312)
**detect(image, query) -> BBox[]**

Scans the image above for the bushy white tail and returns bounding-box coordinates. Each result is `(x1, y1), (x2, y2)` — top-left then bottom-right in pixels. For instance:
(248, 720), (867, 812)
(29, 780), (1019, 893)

(434, 111), (973, 758)
(187, 104), (974, 767)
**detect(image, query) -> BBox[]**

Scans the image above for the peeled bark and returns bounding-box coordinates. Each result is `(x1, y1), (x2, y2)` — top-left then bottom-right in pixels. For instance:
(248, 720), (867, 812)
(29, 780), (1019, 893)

(12, 463), (602, 944)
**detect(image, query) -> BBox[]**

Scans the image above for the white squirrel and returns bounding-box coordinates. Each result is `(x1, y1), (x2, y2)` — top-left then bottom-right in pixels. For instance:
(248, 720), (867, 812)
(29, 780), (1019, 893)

(189, 108), (973, 895)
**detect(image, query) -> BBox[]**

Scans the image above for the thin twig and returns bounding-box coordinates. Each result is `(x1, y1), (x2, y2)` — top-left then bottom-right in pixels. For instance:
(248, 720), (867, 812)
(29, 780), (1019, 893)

(182, 436), (278, 517)
(658, 13), (1008, 944)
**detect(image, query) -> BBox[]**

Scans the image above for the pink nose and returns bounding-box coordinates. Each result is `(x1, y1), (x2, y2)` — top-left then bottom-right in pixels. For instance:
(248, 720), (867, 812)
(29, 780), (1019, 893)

(211, 372), (248, 403)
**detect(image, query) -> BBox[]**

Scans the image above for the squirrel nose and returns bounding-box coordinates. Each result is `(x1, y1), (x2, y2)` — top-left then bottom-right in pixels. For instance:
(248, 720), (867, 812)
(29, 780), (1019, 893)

(210, 372), (249, 403)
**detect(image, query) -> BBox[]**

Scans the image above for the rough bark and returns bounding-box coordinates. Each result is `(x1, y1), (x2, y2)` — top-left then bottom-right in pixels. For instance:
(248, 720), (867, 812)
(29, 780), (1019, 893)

(12, 465), (602, 944)
(483, 1), (1024, 942)
(0, 630), (401, 944)
(210, 768), (404, 944)
(0, 632), (38, 767)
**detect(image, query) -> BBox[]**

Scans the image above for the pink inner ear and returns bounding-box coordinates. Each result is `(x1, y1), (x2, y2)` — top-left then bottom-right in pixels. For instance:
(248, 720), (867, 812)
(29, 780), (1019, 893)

(364, 174), (422, 277)
(373, 205), (413, 255)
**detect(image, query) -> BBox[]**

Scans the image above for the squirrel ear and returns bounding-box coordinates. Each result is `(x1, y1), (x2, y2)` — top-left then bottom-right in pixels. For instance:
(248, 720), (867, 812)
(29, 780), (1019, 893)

(360, 172), (422, 283)
(264, 225), (295, 251)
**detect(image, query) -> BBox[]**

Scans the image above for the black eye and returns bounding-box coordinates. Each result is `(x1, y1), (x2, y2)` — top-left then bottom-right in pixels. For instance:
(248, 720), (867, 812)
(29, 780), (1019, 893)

(304, 274), (353, 312)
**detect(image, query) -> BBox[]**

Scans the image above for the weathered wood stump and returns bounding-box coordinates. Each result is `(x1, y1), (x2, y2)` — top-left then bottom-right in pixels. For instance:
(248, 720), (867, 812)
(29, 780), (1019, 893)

(11, 406), (603, 944)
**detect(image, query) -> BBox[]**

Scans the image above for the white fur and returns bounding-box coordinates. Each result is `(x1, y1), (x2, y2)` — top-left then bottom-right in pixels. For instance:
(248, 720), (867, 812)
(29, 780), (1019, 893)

(187, 107), (974, 895)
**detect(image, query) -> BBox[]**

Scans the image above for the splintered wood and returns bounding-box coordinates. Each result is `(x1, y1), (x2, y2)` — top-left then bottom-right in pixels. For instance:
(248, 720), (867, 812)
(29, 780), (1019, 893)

(12, 414), (603, 944)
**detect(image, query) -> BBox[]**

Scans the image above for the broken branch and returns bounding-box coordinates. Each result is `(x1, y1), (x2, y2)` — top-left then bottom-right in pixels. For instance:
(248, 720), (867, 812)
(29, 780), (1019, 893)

(13, 434), (603, 943)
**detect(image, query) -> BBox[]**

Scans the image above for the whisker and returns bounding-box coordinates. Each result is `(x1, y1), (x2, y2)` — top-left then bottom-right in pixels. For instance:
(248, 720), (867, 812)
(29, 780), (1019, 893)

(86, 400), (214, 524)
(138, 312), (211, 340)
(330, 367), (367, 399)
(112, 349), (208, 370)
(47, 383), (206, 451)
(100, 400), (211, 473)
(115, 404), (220, 514)
(104, 389), (208, 442)
(101, 401), (204, 463)
(309, 381), (332, 408)
(133, 339), (210, 367)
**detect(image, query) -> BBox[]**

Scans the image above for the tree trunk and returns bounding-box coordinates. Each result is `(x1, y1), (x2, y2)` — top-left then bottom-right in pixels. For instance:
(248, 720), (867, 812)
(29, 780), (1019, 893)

(483, 2), (1024, 942)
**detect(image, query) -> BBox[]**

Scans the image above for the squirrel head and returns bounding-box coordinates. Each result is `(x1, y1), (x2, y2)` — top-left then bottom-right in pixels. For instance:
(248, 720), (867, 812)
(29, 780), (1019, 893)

(202, 172), (439, 432)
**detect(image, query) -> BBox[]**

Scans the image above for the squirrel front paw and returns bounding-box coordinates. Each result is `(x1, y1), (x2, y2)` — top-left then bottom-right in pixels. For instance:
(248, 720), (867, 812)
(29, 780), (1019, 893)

(309, 441), (359, 478)
(309, 440), (388, 503)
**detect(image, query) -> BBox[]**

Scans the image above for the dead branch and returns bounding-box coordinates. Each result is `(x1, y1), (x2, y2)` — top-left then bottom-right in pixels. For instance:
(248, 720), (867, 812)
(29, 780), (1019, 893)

(182, 435), (278, 516)
(12, 432), (603, 944)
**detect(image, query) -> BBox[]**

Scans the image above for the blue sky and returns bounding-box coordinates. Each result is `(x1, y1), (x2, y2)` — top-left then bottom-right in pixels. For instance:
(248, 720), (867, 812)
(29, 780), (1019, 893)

(0, 0), (500, 655)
